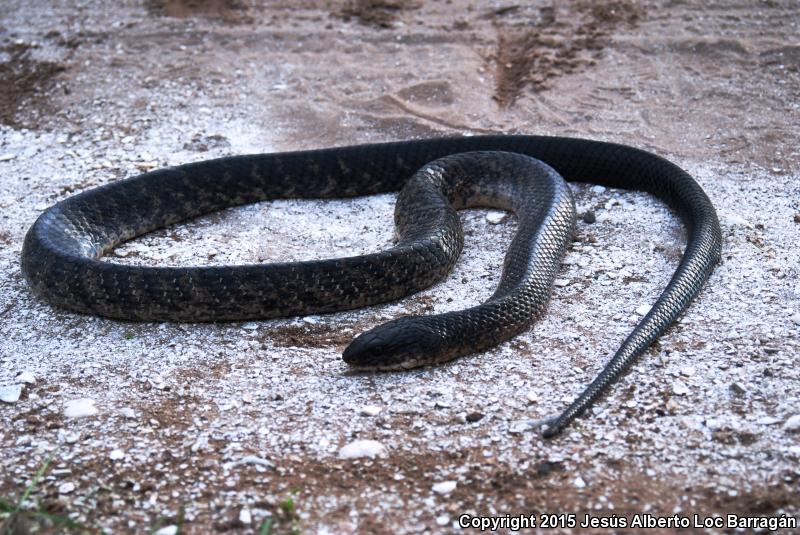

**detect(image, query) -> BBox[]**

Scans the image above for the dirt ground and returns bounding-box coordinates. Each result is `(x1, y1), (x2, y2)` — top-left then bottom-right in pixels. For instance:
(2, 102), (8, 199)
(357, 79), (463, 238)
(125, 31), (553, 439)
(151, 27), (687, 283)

(1, 1), (799, 533)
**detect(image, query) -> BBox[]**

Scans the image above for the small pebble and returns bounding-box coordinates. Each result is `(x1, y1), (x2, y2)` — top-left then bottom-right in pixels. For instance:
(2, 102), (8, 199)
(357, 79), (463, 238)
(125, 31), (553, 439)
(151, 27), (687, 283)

(485, 211), (507, 224)
(526, 391), (538, 403)
(16, 371), (35, 384)
(721, 211), (753, 228)
(553, 278), (570, 287)
(783, 415), (800, 432)
(436, 514), (451, 526)
(0, 384), (22, 403)
(432, 480), (457, 494)
(120, 407), (136, 419)
(0, 153), (16, 162)
(705, 417), (727, 430)
(466, 412), (484, 423)
(361, 405), (382, 416)
(573, 476), (586, 488)
(338, 439), (386, 459)
(233, 455), (273, 468)
(680, 366), (695, 377)
(635, 304), (652, 316)
(756, 416), (781, 425)
(729, 382), (746, 395)
(58, 482), (75, 494)
(672, 382), (689, 396)
(64, 398), (98, 418)
(582, 211), (596, 224)
(153, 527), (178, 535)
(510, 417), (553, 434)
(109, 449), (125, 460)
(590, 185), (605, 194)
(790, 313), (800, 326)
(239, 508), (252, 525)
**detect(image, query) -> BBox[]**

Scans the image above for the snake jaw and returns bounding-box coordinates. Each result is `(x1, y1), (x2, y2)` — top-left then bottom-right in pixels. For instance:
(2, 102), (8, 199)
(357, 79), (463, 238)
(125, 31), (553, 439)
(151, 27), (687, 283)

(342, 318), (444, 371)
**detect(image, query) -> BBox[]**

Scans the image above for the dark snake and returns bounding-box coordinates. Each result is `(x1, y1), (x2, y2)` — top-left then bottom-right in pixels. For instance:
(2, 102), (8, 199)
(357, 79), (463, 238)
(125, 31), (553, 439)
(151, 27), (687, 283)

(20, 136), (722, 437)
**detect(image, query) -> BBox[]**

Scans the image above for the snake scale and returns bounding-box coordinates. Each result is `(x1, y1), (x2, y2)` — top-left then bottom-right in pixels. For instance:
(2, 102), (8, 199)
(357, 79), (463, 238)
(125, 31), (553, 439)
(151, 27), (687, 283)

(21, 135), (722, 437)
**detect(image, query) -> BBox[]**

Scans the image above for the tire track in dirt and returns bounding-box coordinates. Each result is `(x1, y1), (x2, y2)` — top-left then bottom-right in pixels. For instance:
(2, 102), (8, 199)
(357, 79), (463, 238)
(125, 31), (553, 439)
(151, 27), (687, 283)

(492, 0), (642, 106)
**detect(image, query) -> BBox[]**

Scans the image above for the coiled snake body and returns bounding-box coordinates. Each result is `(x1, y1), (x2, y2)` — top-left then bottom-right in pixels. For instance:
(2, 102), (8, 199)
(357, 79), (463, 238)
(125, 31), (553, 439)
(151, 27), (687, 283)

(21, 136), (722, 437)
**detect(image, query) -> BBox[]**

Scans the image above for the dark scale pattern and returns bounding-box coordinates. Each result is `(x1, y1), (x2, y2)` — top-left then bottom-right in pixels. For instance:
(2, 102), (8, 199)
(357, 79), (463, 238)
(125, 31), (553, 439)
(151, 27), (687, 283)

(20, 136), (722, 437)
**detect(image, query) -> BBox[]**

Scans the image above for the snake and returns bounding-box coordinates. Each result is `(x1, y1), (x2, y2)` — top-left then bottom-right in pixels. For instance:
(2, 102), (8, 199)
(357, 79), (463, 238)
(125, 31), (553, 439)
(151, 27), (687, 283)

(21, 135), (722, 437)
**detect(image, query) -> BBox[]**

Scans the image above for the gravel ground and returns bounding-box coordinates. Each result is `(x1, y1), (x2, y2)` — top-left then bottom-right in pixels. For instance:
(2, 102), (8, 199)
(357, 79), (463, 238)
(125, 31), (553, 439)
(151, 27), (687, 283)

(1, 1), (799, 533)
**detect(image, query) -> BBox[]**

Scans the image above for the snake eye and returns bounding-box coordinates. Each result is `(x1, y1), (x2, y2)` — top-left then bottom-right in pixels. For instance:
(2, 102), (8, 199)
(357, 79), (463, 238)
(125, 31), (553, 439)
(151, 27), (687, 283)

(342, 318), (444, 371)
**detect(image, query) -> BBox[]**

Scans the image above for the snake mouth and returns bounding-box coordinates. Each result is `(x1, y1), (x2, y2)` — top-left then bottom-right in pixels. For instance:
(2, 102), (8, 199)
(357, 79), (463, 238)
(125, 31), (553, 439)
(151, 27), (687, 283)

(342, 318), (444, 371)
(344, 360), (422, 373)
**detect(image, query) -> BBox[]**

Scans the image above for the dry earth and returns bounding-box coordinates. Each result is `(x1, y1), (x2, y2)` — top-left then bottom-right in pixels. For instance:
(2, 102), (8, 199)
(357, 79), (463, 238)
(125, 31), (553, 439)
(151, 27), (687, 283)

(1, 1), (799, 534)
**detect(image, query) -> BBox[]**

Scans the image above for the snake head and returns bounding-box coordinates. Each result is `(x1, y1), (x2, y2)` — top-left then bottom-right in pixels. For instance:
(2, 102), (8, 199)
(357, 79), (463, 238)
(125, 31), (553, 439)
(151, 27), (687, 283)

(342, 318), (446, 371)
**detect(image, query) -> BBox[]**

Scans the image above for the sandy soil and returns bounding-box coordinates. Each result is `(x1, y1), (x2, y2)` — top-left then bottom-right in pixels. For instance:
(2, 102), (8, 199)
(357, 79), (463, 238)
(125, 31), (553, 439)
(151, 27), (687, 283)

(1, 1), (799, 533)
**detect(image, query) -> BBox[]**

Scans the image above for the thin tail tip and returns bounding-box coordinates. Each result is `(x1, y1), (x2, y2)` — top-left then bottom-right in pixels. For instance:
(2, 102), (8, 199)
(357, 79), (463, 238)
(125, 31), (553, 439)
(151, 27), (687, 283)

(540, 417), (563, 439)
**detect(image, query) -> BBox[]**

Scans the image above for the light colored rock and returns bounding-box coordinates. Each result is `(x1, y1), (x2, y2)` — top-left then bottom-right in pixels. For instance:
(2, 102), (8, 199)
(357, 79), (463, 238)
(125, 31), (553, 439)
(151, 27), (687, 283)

(58, 482), (75, 494)
(509, 416), (553, 434)
(790, 314), (800, 326)
(153, 526), (178, 535)
(720, 211), (753, 229)
(64, 398), (98, 418)
(436, 514), (451, 526)
(704, 418), (726, 431)
(432, 480), (457, 494)
(0, 384), (22, 403)
(232, 455), (273, 468)
(338, 439), (386, 459)
(680, 366), (695, 377)
(120, 407), (136, 419)
(109, 449), (125, 460)
(485, 210), (507, 224)
(16, 371), (35, 384)
(784, 415), (800, 432)
(756, 416), (782, 425)
(239, 508), (252, 525)
(508, 419), (535, 434)
(672, 382), (689, 396)
(361, 405), (382, 416)
(635, 304), (652, 316)
(729, 382), (746, 395)
(573, 476), (586, 488)
(553, 278), (570, 287)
